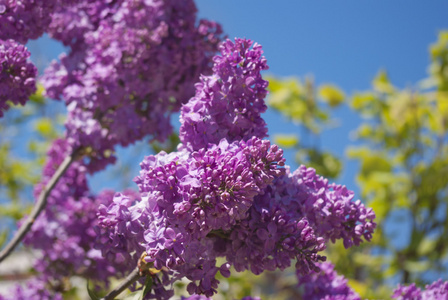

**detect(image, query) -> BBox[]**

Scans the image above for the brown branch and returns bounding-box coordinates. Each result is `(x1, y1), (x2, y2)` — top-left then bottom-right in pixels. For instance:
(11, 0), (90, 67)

(0, 149), (79, 264)
(101, 268), (141, 300)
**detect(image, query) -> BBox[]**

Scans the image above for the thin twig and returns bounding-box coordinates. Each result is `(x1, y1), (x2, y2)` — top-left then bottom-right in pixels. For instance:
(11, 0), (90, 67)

(0, 149), (79, 264)
(101, 268), (141, 300)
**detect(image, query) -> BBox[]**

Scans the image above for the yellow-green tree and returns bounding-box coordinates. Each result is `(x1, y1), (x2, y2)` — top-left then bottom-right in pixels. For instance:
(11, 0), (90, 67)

(268, 31), (448, 298)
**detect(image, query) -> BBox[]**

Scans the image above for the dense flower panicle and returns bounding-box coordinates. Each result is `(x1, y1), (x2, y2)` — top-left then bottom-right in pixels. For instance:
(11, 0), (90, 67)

(222, 211), (326, 276)
(47, 0), (121, 47)
(22, 139), (133, 284)
(0, 277), (63, 300)
(181, 295), (260, 300)
(135, 137), (285, 237)
(93, 137), (286, 297)
(96, 37), (376, 298)
(289, 166), (376, 248)
(42, 0), (223, 171)
(96, 190), (146, 267)
(297, 262), (361, 300)
(179, 38), (269, 151)
(33, 138), (87, 201)
(392, 280), (448, 300)
(0, 0), (57, 44)
(0, 39), (37, 117)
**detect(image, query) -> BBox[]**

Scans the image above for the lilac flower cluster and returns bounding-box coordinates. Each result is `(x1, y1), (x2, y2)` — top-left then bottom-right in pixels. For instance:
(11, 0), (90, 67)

(181, 296), (260, 300)
(0, 0), (57, 44)
(0, 39), (37, 117)
(297, 262), (361, 300)
(0, 277), (62, 300)
(42, 0), (223, 171)
(97, 38), (376, 298)
(180, 39), (269, 151)
(392, 279), (448, 300)
(1, 1), (223, 297)
(22, 139), (136, 285)
(288, 166), (376, 249)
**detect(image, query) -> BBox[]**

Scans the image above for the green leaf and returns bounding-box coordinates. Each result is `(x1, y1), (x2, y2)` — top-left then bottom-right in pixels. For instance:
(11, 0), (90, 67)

(404, 260), (431, 273)
(0, 231), (8, 248)
(372, 70), (394, 94)
(29, 84), (46, 104)
(87, 282), (100, 300)
(318, 84), (345, 107)
(141, 276), (153, 300)
(417, 238), (438, 256)
(273, 134), (299, 148)
(34, 118), (57, 139)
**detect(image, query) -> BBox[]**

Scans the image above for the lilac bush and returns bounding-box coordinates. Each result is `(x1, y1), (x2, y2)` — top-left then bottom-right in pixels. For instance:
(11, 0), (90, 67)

(297, 262), (361, 300)
(0, 0), (57, 44)
(42, 0), (222, 171)
(95, 38), (376, 298)
(0, 39), (37, 117)
(392, 280), (448, 300)
(0, 1), (445, 299)
(0, 277), (62, 300)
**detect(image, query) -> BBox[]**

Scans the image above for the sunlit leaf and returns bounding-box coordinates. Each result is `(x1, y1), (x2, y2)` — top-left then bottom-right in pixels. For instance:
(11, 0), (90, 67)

(273, 134), (299, 148)
(318, 84), (345, 107)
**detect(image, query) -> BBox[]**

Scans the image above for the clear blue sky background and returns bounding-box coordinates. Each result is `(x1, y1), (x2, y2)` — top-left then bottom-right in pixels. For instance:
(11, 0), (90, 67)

(26, 1), (448, 193)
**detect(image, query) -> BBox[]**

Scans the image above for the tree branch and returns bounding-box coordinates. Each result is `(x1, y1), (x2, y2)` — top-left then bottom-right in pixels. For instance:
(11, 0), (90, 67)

(101, 268), (141, 300)
(0, 149), (79, 264)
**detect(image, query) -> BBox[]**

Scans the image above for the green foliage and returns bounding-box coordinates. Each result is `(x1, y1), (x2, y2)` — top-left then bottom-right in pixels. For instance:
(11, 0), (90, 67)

(151, 133), (180, 154)
(268, 31), (448, 298)
(267, 76), (344, 179)
(347, 51), (448, 285)
(268, 76), (342, 134)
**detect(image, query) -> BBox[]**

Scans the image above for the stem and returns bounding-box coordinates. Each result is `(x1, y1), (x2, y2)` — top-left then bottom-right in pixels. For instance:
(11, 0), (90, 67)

(0, 149), (79, 264)
(101, 268), (141, 300)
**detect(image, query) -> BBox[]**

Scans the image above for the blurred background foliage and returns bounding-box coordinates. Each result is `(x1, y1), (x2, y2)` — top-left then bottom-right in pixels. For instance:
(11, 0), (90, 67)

(0, 84), (65, 248)
(264, 31), (448, 299)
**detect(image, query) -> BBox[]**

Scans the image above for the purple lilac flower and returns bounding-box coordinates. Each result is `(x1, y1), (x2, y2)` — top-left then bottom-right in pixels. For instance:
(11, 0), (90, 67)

(135, 137), (285, 238)
(0, 277), (63, 300)
(181, 296), (260, 300)
(180, 38), (269, 151)
(0, 0), (57, 44)
(42, 0), (223, 171)
(392, 279), (448, 300)
(97, 38), (375, 298)
(47, 0), (120, 47)
(96, 191), (147, 267)
(0, 39), (37, 117)
(297, 262), (361, 300)
(22, 138), (136, 284)
(287, 166), (376, 248)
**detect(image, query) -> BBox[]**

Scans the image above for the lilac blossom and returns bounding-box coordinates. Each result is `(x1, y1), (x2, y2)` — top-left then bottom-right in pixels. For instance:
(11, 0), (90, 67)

(0, 39), (37, 117)
(180, 38), (269, 151)
(282, 166), (375, 249)
(96, 191), (147, 267)
(0, 277), (63, 300)
(42, 0), (223, 171)
(181, 296), (260, 300)
(22, 138), (137, 285)
(97, 38), (375, 298)
(297, 262), (361, 300)
(392, 279), (448, 300)
(0, 0), (57, 44)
